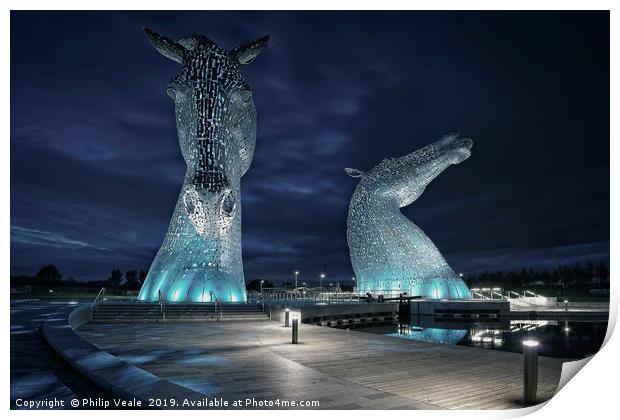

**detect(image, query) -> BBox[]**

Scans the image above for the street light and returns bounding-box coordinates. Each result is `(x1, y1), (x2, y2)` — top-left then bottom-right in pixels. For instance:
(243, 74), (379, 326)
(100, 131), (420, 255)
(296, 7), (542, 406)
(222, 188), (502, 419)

(260, 279), (264, 294)
(522, 339), (539, 404)
(294, 271), (299, 289)
(320, 273), (325, 289)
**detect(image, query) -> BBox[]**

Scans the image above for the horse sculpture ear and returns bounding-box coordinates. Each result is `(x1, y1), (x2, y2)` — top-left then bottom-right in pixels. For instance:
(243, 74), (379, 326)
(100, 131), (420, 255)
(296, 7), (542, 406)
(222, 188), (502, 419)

(144, 27), (188, 64)
(231, 35), (269, 65)
(345, 168), (365, 178)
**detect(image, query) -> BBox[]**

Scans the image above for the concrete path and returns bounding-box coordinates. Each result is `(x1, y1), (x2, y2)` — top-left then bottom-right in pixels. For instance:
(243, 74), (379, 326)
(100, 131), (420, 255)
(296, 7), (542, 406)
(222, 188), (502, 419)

(10, 300), (112, 409)
(78, 320), (568, 410)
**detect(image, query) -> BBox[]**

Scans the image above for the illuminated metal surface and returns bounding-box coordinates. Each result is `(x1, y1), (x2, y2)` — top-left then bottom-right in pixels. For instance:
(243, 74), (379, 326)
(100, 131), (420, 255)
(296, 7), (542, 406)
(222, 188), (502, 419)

(345, 134), (473, 299)
(138, 29), (268, 302)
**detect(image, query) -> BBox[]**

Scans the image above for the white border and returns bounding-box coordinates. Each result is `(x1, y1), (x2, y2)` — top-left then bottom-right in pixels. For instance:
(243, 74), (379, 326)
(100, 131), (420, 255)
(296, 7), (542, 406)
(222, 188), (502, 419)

(3, 2), (616, 420)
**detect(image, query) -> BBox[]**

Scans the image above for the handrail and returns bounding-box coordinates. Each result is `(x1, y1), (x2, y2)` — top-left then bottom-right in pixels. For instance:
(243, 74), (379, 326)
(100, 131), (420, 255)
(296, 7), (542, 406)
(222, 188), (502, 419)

(158, 290), (166, 322)
(210, 291), (223, 321)
(90, 287), (106, 321)
(210, 291), (218, 312)
(91, 287), (106, 311)
(471, 291), (490, 300)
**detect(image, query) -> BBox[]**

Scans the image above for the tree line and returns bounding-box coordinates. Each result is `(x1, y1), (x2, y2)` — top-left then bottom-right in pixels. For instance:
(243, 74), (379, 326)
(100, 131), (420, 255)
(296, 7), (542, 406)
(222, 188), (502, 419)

(464, 261), (609, 290)
(11, 261), (610, 293)
(10, 265), (148, 291)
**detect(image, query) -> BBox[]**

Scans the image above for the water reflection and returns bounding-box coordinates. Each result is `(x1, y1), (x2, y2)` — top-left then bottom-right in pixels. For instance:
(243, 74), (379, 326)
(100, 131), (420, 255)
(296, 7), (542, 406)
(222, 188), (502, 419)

(388, 326), (467, 345)
(346, 316), (607, 359)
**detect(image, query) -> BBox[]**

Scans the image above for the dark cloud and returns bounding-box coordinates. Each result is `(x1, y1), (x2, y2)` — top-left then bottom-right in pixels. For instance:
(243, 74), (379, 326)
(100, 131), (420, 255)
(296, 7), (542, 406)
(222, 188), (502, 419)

(10, 11), (609, 283)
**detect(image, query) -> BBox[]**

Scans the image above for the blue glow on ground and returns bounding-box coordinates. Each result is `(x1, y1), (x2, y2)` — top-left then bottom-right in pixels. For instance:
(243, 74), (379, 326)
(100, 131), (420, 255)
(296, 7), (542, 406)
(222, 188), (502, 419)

(179, 355), (230, 366)
(168, 378), (218, 396)
(117, 354), (162, 365)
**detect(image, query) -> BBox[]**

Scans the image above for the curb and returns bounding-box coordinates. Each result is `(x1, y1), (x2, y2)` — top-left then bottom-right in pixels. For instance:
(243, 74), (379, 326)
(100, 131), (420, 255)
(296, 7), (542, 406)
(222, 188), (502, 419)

(42, 303), (205, 408)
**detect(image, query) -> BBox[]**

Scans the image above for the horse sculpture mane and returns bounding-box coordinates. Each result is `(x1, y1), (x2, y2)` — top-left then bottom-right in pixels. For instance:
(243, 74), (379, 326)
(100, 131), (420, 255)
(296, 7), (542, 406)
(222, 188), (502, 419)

(346, 134), (473, 299)
(138, 29), (268, 303)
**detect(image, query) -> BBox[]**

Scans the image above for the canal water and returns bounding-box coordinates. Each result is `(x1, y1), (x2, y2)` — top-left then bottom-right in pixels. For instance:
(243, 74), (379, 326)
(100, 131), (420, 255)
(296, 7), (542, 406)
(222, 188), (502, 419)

(339, 317), (608, 359)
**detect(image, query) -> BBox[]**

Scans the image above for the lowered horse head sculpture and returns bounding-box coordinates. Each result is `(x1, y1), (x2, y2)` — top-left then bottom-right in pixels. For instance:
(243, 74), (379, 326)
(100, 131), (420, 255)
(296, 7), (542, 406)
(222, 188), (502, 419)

(138, 29), (268, 303)
(345, 134), (473, 299)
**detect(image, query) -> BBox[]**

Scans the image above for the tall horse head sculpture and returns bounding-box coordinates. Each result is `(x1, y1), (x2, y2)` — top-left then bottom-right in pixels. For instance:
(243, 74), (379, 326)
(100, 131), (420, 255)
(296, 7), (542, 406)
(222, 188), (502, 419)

(345, 134), (473, 299)
(138, 29), (268, 303)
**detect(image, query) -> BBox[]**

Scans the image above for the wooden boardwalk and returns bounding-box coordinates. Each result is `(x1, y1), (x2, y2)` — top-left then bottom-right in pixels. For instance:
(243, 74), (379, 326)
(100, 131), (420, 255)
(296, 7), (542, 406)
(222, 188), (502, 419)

(78, 320), (568, 410)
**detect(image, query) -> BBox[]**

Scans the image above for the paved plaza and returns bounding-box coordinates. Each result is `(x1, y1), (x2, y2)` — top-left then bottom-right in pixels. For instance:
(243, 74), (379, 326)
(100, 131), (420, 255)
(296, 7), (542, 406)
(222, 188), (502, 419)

(78, 320), (568, 409)
(10, 301), (113, 409)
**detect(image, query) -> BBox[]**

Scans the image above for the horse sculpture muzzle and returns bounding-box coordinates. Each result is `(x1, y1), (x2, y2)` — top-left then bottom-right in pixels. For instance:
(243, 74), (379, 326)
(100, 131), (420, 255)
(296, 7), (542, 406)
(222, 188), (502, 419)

(183, 180), (237, 237)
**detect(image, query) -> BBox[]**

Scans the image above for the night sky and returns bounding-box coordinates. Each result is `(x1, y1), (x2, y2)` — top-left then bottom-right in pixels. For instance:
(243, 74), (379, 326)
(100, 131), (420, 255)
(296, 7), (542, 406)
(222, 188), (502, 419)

(10, 11), (610, 284)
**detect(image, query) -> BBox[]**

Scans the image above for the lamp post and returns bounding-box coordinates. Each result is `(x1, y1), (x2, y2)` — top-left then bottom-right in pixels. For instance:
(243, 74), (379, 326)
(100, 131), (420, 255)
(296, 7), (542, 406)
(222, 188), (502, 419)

(352, 277), (356, 293)
(292, 314), (299, 344)
(260, 279), (264, 295)
(294, 271), (299, 289)
(320, 273), (325, 289)
(522, 339), (539, 404)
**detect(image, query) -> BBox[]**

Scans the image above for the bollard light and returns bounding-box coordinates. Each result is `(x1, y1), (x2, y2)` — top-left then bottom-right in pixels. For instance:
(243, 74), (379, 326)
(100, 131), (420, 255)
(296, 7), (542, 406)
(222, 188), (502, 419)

(285, 308), (290, 327)
(564, 300), (568, 312)
(523, 339), (539, 404)
(292, 316), (299, 344)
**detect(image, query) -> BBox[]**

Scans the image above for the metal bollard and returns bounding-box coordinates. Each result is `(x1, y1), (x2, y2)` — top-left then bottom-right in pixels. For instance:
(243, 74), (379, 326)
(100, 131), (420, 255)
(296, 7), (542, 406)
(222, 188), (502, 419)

(292, 318), (299, 344)
(523, 340), (539, 404)
(285, 308), (290, 327)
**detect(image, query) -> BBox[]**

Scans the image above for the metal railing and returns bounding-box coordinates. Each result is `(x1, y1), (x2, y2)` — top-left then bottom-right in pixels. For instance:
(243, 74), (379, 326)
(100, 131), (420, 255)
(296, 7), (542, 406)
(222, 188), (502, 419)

(470, 288), (505, 299)
(90, 287), (106, 321)
(249, 288), (364, 303)
(471, 290), (492, 300)
(210, 291), (223, 321)
(253, 287), (546, 303)
(470, 288), (545, 300)
(158, 290), (166, 322)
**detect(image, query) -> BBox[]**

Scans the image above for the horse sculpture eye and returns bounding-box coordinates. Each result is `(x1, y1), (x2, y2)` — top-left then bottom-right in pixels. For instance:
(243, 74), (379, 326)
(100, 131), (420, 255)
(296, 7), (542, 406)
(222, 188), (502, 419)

(239, 90), (252, 103)
(167, 85), (177, 101)
(222, 191), (236, 215)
